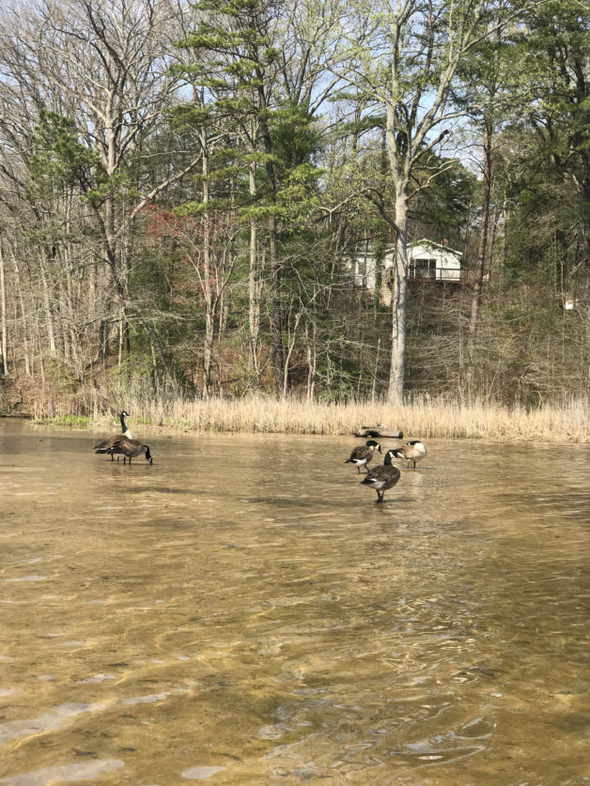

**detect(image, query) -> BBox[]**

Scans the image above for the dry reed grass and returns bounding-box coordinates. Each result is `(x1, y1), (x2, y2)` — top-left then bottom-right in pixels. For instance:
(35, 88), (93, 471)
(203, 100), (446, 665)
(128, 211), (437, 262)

(87, 393), (590, 443)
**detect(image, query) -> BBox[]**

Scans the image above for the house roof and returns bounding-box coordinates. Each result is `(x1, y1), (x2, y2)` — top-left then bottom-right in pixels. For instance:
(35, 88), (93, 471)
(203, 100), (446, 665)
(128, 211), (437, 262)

(410, 239), (463, 256)
(354, 239), (463, 259)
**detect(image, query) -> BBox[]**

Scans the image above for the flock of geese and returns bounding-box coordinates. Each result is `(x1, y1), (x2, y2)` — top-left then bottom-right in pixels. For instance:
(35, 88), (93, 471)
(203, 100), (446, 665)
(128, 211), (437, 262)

(345, 433), (427, 503)
(93, 411), (153, 465)
(93, 413), (425, 504)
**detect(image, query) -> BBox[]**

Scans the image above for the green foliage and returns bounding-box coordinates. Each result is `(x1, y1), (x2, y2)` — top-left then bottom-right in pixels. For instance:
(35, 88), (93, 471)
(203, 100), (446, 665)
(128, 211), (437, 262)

(86, 172), (140, 207)
(410, 155), (477, 244)
(511, 0), (590, 277)
(28, 110), (106, 200)
(42, 415), (90, 428)
(28, 110), (141, 208)
(270, 105), (320, 170)
(170, 104), (212, 130)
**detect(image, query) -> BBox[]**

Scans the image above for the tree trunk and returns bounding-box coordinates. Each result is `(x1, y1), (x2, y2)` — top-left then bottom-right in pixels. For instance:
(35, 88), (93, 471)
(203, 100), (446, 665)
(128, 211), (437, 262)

(40, 251), (56, 355)
(282, 308), (302, 397)
(371, 338), (381, 403)
(0, 244), (7, 375)
(386, 189), (409, 404)
(201, 128), (213, 399)
(257, 82), (284, 395)
(580, 149), (590, 296)
(469, 116), (493, 341)
(248, 159), (261, 373)
(268, 213), (284, 395)
(306, 321), (317, 402)
(11, 250), (32, 376)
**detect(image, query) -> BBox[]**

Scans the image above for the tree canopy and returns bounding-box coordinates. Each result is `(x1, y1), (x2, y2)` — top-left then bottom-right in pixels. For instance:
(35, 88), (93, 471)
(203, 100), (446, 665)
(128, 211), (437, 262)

(0, 0), (588, 410)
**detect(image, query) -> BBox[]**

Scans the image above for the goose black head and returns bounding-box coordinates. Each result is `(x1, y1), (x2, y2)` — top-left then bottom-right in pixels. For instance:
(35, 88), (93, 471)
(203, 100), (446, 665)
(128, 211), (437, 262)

(366, 439), (381, 453)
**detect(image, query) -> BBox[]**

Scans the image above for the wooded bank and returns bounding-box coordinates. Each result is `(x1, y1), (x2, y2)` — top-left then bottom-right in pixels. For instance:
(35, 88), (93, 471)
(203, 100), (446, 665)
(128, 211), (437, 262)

(0, 0), (588, 415)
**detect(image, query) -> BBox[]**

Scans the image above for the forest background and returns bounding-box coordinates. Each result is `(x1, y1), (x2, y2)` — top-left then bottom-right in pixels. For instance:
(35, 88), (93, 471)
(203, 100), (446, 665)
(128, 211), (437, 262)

(0, 0), (588, 437)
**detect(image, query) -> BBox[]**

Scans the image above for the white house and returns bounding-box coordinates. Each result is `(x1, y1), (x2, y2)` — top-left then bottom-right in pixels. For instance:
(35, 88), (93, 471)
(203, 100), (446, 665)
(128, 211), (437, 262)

(352, 239), (463, 291)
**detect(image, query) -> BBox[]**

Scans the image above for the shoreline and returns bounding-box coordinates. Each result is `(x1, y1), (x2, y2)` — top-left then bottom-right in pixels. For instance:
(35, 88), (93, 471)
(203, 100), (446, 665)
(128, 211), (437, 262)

(6, 394), (588, 443)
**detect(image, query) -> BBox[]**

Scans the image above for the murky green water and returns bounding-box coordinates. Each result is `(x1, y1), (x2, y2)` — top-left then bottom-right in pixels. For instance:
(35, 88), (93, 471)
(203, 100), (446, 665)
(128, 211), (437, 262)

(0, 419), (589, 785)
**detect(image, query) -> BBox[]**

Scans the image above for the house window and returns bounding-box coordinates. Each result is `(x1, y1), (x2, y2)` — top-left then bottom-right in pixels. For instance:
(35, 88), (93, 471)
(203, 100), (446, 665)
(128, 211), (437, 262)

(411, 257), (436, 279)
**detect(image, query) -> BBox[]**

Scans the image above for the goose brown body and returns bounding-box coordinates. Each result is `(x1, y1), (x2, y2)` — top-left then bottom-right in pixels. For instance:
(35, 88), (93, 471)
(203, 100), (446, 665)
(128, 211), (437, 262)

(102, 435), (153, 465)
(361, 449), (401, 502)
(391, 440), (427, 469)
(345, 440), (381, 473)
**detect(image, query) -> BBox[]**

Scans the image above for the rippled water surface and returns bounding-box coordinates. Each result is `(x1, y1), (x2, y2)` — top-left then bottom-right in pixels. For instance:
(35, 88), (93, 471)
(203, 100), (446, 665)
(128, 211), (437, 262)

(0, 419), (589, 785)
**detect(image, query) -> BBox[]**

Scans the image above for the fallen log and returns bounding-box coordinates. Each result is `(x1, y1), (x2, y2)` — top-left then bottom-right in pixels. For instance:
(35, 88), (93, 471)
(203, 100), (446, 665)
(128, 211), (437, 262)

(353, 425), (404, 439)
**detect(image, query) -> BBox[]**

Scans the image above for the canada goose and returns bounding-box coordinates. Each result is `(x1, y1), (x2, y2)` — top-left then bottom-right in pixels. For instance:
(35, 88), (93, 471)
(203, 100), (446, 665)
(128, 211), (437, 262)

(345, 439), (381, 473)
(361, 449), (401, 503)
(102, 435), (153, 465)
(391, 440), (427, 470)
(94, 411), (132, 460)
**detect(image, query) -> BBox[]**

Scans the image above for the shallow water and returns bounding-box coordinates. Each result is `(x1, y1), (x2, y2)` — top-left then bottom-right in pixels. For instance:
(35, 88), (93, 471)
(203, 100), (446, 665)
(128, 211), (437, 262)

(0, 419), (589, 785)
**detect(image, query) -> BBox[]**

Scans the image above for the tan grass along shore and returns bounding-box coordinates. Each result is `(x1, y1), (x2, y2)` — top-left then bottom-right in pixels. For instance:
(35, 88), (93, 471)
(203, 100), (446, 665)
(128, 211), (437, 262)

(59, 393), (590, 443)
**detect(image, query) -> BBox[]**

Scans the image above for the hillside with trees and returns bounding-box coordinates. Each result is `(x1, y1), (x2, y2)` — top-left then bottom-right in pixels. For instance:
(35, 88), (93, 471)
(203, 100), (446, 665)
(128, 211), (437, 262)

(0, 0), (587, 416)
